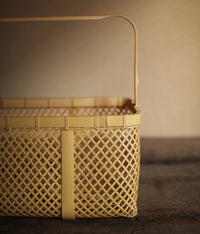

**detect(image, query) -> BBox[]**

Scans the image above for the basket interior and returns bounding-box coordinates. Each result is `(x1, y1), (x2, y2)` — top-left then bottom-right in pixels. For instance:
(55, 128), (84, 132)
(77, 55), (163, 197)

(0, 106), (135, 117)
(0, 98), (136, 117)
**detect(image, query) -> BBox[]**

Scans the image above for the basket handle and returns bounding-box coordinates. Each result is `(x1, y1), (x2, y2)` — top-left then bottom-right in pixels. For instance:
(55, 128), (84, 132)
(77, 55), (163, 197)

(0, 15), (138, 106)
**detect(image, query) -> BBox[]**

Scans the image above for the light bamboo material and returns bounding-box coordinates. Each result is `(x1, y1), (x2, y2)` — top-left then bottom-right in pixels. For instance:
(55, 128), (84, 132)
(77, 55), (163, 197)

(62, 131), (75, 219)
(0, 15), (141, 219)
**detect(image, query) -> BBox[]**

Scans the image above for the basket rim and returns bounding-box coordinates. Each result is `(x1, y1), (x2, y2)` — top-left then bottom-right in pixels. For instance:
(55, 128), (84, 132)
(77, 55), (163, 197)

(0, 97), (141, 129)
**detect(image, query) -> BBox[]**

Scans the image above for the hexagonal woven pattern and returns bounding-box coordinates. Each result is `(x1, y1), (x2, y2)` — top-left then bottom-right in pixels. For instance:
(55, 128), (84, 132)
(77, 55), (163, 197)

(74, 126), (140, 218)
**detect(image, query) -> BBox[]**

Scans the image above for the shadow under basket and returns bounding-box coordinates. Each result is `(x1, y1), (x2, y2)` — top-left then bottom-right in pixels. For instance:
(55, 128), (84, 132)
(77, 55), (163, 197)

(0, 97), (141, 219)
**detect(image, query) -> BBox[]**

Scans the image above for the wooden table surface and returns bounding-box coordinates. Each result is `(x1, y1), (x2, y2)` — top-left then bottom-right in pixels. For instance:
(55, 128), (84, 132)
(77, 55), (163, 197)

(0, 138), (200, 234)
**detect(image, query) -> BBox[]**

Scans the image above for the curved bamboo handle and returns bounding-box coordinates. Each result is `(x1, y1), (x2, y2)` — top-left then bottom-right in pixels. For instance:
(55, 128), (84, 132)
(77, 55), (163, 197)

(0, 15), (138, 105)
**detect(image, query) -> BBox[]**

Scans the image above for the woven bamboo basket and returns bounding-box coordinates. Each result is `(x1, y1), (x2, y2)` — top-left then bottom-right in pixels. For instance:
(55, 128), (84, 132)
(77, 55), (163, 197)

(0, 15), (141, 219)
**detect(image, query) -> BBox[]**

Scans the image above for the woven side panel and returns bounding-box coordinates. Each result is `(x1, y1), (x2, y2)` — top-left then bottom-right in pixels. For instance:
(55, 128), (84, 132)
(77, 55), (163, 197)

(74, 126), (140, 218)
(0, 130), (62, 217)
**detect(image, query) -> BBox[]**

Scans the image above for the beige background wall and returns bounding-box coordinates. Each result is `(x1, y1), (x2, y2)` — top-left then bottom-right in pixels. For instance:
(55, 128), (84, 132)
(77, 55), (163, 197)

(0, 0), (199, 137)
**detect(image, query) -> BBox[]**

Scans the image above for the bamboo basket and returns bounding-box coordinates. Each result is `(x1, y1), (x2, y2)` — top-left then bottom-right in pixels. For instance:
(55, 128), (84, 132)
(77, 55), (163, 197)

(0, 15), (141, 219)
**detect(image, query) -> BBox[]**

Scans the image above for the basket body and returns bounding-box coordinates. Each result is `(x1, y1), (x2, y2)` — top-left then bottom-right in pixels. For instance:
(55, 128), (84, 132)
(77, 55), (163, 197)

(0, 97), (141, 219)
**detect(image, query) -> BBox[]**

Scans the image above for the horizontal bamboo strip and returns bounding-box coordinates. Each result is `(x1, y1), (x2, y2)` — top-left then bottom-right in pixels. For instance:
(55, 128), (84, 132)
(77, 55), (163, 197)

(0, 97), (131, 109)
(39, 117), (65, 128)
(7, 118), (35, 129)
(68, 117), (94, 128)
(107, 116), (124, 127)
(0, 114), (141, 129)
(125, 114), (141, 126)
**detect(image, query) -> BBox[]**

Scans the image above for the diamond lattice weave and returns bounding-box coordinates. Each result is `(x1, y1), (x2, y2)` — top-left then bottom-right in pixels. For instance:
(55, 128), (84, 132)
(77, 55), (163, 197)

(0, 130), (62, 217)
(0, 126), (140, 218)
(74, 126), (140, 218)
